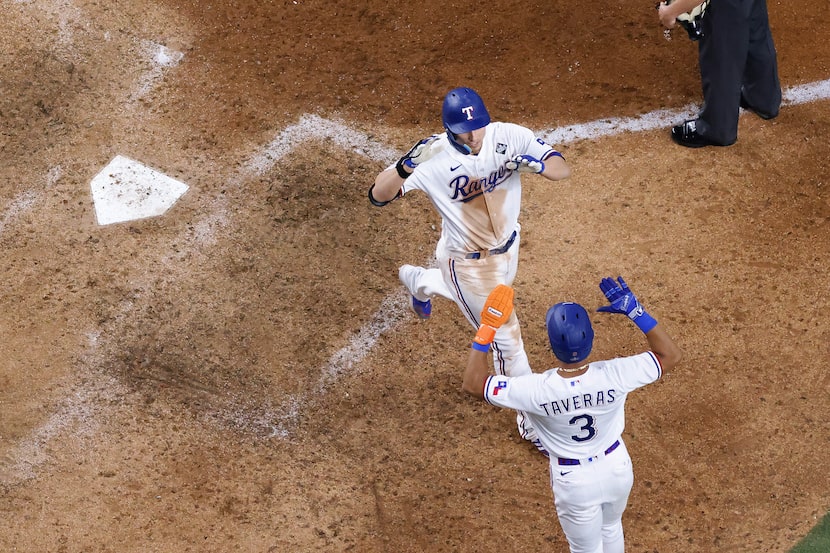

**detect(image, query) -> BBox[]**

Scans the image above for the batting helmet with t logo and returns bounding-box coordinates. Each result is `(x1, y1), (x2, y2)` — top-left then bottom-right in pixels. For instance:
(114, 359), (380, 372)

(442, 87), (491, 154)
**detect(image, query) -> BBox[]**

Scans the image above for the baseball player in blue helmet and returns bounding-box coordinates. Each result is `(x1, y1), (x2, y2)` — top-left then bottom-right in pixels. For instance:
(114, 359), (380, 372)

(368, 86), (571, 452)
(462, 276), (682, 553)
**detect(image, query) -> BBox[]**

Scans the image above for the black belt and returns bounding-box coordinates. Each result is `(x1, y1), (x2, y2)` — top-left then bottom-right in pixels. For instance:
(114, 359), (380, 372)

(557, 440), (620, 466)
(465, 230), (517, 259)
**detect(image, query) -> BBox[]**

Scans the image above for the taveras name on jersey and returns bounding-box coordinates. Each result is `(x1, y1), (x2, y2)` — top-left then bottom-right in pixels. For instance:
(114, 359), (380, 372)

(539, 388), (618, 416)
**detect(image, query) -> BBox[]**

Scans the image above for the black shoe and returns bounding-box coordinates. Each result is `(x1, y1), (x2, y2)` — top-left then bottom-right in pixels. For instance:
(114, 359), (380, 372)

(739, 95), (777, 120)
(670, 120), (732, 148)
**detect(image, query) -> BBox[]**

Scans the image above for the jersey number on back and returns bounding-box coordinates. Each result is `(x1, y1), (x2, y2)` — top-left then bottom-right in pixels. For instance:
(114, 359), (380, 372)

(569, 414), (596, 442)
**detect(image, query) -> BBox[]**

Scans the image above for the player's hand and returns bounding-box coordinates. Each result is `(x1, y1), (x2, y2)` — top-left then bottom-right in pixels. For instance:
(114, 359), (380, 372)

(656, 2), (678, 28)
(474, 285), (514, 348)
(481, 284), (514, 328)
(506, 154), (545, 174)
(396, 134), (444, 178)
(597, 276), (640, 316)
(597, 276), (657, 333)
(403, 134), (443, 167)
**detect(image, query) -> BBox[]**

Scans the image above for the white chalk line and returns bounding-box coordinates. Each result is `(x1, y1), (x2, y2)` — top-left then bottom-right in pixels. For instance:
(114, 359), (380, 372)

(539, 78), (830, 145)
(242, 114), (399, 177)
(187, 116), (408, 436)
(2, 74), (829, 486)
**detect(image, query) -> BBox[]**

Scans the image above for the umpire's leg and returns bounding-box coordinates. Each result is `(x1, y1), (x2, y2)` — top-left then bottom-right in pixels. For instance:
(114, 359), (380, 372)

(696, 0), (749, 145)
(741, 0), (781, 118)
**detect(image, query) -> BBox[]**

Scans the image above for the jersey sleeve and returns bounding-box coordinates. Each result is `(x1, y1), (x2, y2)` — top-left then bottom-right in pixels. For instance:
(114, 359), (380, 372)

(483, 374), (545, 412)
(503, 123), (556, 161)
(599, 351), (663, 392)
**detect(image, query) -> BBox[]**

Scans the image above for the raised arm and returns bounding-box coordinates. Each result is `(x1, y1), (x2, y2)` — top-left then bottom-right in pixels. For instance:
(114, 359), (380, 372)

(597, 276), (682, 372)
(370, 166), (406, 205)
(643, 324), (682, 372)
(541, 151), (571, 181)
(368, 134), (444, 206)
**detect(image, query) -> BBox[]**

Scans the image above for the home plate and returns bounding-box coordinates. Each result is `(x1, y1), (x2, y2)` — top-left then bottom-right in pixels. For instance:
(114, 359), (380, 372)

(90, 155), (189, 226)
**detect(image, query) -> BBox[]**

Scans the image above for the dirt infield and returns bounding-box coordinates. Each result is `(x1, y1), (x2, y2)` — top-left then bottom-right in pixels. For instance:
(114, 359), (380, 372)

(1, 1), (829, 552)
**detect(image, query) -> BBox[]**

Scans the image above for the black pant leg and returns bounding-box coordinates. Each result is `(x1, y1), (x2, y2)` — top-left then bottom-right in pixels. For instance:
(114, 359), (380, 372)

(741, 0), (782, 117)
(696, 0), (749, 144)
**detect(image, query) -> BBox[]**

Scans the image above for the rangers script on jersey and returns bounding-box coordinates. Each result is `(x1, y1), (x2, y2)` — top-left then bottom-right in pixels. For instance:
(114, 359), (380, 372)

(400, 122), (555, 259)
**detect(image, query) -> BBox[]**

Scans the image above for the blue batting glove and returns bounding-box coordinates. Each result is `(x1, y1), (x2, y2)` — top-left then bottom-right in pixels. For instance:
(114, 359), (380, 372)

(597, 276), (658, 333)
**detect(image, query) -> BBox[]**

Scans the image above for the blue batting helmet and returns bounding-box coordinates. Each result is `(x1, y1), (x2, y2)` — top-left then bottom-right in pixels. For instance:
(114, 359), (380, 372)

(546, 302), (594, 364)
(442, 87), (491, 154)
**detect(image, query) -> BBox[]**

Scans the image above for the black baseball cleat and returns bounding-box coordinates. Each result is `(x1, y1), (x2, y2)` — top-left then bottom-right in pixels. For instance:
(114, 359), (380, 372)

(670, 120), (733, 148)
(739, 95), (778, 120)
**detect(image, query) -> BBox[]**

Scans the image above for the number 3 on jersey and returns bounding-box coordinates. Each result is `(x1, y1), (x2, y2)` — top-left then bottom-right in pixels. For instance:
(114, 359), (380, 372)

(569, 414), (596, 442)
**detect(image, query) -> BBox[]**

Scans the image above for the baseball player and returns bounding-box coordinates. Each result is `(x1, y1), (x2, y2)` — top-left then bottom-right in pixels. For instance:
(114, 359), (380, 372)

(462, 277), (682, 553)
(368, 87), (571, 451)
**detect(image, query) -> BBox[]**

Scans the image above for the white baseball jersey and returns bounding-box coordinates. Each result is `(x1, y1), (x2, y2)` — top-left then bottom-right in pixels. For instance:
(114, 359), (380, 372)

(482, 351), (663, 460)
(400, 123), (555, 259)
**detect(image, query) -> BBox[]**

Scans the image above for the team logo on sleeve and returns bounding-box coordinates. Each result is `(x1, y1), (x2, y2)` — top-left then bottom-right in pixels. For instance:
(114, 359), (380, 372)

(492, 379), (508, 395)
(496, 143), (507, 154)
